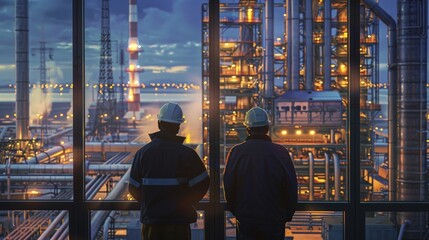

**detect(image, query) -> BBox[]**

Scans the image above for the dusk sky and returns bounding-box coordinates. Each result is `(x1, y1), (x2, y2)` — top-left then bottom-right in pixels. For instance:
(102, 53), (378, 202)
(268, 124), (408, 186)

(0, 0), (206, 86)
(0, 0), (400, 86)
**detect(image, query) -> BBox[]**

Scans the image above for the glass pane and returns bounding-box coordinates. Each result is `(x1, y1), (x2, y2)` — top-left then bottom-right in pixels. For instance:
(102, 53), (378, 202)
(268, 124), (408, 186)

(0, 0), (73, 200)
(91, 210), (205, 239)
(225, 211), (343, 240)
(360, 1), (428, 201)
(366, 212), (428, 240)
(84, 0), (208, 201)
(1, 210), (69, 239)
(217, 0), (349, 202)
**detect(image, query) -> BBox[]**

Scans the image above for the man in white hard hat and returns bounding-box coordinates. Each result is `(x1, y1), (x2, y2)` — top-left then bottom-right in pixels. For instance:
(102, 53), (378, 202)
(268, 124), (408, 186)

(129, 102), (209, 240)
(223, 107), (297, 240)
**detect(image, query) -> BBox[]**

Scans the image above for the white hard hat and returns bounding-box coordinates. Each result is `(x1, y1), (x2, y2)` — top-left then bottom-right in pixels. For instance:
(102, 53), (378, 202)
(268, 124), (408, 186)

(157, 102), (185, 124)
(243, 107), (270, 127)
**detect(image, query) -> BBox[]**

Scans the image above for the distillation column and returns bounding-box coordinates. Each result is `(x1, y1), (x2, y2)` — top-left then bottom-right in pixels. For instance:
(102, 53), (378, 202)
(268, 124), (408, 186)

(304, 0), (314, 90)
(323, 0), (331, 90)
(288, 0), (300, 90)
(396, 0), (428, 238)
(15, 0), (30, 140)
(264, 0), (274, 111)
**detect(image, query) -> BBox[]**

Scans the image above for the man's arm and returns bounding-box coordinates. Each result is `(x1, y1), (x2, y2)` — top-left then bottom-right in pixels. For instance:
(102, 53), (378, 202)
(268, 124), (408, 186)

(187, 150), (210, 205)
(128, 153), (142, 202)
(223, 147), (237, 214)
(283, 149), (298, 222)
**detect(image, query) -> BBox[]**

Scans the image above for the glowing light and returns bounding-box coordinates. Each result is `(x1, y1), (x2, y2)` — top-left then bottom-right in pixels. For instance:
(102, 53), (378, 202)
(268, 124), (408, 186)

(309, 130), (316, 135)
(128, 43), (139, 51)
(281, 130), (287, 135)
(296, 130), (302, 135)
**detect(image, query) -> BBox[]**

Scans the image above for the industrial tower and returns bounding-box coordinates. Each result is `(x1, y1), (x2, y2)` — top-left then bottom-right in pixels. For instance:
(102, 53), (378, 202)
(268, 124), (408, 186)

(118, 41), (127, 118)
(90, 0), (118, 141)
(126, 0), (143, 124)
(31, 39), (54, 138)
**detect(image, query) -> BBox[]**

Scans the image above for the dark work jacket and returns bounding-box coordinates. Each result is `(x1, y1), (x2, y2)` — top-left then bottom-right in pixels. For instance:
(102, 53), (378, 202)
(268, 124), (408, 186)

(223, 135), (298, 224)
(128, 131), (210, 224)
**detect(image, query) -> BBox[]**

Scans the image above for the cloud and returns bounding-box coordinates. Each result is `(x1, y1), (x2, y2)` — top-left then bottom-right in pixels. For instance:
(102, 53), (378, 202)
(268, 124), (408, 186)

(144, 65), (189, 74)
(0, 64), (15, 70)
(57, 42), (73, 50)
(165, 66), (188, 73)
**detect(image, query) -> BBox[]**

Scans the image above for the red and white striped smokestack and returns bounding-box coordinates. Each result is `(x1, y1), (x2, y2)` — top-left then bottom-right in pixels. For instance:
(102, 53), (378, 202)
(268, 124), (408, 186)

(127, 0), (142, 112)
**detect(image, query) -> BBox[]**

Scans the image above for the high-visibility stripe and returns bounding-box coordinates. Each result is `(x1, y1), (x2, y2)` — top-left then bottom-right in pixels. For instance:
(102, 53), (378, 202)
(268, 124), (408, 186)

(129, 177), (141, 188)
(142, 178), (187, 186)
(189, 171), (209, 187)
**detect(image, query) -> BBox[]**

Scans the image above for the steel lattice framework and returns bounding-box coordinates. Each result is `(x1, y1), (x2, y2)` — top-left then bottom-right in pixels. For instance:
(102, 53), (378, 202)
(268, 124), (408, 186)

(91, 0), (118, 141)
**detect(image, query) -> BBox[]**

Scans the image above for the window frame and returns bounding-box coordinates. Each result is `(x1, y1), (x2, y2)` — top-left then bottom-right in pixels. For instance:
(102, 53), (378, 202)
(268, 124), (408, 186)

(0, 1), (428, 240)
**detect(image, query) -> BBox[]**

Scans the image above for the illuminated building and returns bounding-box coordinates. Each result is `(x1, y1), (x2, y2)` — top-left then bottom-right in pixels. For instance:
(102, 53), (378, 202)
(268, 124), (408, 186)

(202, 0), (379, 202)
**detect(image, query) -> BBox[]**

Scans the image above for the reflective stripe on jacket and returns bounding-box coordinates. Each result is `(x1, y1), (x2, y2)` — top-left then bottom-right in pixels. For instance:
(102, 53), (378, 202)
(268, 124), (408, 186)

(223, 135), (298, 224)
(129, 131), (210, 224)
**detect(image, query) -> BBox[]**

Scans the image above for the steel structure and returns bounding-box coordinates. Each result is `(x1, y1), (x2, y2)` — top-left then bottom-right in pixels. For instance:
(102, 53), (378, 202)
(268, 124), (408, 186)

(31, 40), (54, 136)
(118, 41), (127, 118)
(89, 0), (118, 141)
(202, 0), (379, 202)
(202, 0), (264, 167)
(396, 0), (428, 238)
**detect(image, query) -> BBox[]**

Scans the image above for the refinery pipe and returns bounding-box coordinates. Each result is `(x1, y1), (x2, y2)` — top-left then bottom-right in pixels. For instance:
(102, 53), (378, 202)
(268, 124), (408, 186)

(91, 169), (131, 239)
(37, 210), (67, 240)
(324, 152), (330, 200)
(332, 152), (340, 200)
(308, 151), (314, 201)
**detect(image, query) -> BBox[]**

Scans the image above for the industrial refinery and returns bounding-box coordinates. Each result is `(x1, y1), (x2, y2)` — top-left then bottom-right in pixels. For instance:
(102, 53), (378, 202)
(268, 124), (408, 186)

(0, 0), (427, 239)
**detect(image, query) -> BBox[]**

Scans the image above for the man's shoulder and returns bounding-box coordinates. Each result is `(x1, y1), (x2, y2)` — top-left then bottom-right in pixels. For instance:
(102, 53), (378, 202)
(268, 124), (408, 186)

(270, 142), (287, 150)
(230, 141), (247, 151)
(135, 140), (156, 154)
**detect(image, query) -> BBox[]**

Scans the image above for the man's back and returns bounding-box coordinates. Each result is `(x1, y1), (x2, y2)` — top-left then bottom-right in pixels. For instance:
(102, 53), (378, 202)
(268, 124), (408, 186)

(130, 131), (209, 224)
(224, 135), (298, 225)
(128, 102), (210, 240)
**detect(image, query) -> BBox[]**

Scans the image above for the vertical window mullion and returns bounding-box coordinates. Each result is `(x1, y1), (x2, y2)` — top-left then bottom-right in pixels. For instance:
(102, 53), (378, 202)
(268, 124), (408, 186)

(71, 0), (89, 239)
(347, 0), (364, 240)
(207, 0), (223, 239)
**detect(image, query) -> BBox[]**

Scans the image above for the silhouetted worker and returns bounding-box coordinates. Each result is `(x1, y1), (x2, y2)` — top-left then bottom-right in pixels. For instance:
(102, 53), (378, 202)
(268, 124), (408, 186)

(129, 102), (210, 240)
(223, 107), (298, 240)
